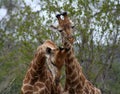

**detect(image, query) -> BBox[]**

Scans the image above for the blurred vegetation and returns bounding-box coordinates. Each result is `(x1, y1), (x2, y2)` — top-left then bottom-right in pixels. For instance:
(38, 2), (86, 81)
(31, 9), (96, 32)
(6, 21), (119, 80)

(0, 0), (120, 94)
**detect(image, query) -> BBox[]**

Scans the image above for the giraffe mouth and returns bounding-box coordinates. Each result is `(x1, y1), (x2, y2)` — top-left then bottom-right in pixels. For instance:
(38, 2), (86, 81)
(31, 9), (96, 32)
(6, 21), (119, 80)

(51, 61), (57, 67)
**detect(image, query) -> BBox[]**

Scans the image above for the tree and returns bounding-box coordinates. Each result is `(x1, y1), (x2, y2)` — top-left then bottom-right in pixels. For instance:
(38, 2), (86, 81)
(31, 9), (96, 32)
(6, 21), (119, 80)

(0, 0), (120, 94)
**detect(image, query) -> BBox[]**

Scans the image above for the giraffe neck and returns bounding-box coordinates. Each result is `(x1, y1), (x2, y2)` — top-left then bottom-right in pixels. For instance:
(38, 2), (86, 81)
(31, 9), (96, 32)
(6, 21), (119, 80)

(21, 47), (48, 94)
(26, 50), (47, 83)
(63, 40), (101, 94)
(63, 40), (87, 93)
(21, 46), (63, 94)
(33, 75), (53, 94)
(33, 74), (63, 94)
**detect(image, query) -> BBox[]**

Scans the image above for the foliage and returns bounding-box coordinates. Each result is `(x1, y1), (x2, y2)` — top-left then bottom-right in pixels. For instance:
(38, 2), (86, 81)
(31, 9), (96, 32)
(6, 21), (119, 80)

(0, 0), (120, 94)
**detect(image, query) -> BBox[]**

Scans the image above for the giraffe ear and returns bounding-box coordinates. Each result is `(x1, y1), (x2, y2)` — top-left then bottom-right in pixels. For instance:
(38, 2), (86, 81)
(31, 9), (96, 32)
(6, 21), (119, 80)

(46, 47), (52, 54)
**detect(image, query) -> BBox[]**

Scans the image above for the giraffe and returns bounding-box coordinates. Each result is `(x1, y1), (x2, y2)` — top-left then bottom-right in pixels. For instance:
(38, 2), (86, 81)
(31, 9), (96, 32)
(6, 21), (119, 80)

(21, 40), (67, 94)
(33, 45), (68, 94)
(51, 12), (101, 94)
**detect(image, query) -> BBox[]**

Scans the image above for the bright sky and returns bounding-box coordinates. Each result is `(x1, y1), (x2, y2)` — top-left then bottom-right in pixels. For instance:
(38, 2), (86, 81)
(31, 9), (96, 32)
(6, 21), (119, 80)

(0, 0), (39, 20)
(0, 0), (118, 45)
(25, 0), (41, 11)
(0, 8), (7, 20)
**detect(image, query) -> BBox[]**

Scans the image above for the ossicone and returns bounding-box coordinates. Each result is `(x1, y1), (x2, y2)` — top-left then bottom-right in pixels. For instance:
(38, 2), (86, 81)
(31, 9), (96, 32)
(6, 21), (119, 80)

(61, 12), (67, 16)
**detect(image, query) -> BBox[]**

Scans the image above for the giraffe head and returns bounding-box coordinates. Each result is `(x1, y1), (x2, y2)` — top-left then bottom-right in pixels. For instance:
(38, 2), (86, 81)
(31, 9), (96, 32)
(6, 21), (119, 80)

(42, 40), (69, 84)
(46, 46), (69, 83)
(36, 40), (68, 71)
(46, 46), (68, 70)
(54, 12), (75, 44)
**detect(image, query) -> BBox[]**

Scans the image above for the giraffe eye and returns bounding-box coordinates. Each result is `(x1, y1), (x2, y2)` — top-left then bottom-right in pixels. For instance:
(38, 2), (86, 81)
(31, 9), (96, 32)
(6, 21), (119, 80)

(58, 30), (63, 32)
(71, 25), (75, 29)
(58, 26), (63, 32)
(46, 47), (52, 54)
(70, 20), (75, 29)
